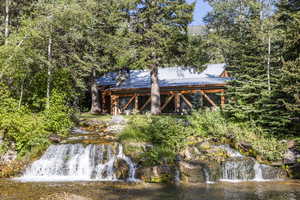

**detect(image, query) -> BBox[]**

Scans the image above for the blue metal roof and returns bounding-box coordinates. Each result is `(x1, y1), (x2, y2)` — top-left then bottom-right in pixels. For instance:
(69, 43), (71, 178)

(97, 63), (230, 90)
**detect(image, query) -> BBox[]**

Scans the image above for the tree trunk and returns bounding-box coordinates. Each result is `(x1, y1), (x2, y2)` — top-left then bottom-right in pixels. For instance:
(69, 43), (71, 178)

(18, 78), (25, 109)
(150, 65), (161, 115)
(90, 68), (101, 113)
(267, 35), (271, 91)
(46, 37), (52, 109)
(4, 0), (10, 45)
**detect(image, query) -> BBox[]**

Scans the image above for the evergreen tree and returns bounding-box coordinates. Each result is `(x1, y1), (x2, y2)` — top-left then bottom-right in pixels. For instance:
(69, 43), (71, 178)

(205, 1), (270, 122)
(128, 0), (194, 114)
(258, 0), (300, 135)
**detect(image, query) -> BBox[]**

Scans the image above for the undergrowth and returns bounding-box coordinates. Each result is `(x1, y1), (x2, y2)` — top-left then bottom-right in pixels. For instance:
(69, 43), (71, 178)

(119, 110), (288, 164)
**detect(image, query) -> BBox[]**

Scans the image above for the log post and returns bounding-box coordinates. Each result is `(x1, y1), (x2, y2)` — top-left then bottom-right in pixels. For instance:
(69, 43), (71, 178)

(135, 94), (139, 112)
(175, 93), (180, 113)
(111, 95), (119, 115)
(102, 91), (106, 113)
(221, 92), (225, 108)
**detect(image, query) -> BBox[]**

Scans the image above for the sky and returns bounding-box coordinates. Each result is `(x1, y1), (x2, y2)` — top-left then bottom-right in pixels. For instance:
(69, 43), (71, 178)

(187, 0), (212, 25)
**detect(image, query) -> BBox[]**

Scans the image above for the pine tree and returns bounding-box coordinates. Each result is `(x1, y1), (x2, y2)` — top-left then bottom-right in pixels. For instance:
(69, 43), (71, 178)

(258, 0), (300, 135)
(205, 1), (269, 122)
(128, 0), (194, 114)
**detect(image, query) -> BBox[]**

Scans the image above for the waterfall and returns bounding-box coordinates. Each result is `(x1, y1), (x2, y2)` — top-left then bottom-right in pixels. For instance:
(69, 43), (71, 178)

(253, 162), (263, 181)
(219, 145), (283, 182)
(16, 143), (137, 182)
(203, 167), (214, 184)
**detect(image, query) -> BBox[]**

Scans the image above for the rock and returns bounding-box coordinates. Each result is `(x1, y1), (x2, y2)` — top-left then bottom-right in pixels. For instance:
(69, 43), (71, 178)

(40, 193), (92, 200)
(136, 165), (175, 183)
(48, 134), (62, 143)
(110, 115), (126, 125)
(178, 160), (217, 183)
(0, 132), (3, 145)
(196, 141), (211, 151)
(81, 119), (104, 127)
(237, 141), (252, 152)
(105, 125), (125, 134)
(287, 140), (296, 149)
(0, 150), (17, 163)
(114, 159), (130, 180)
(283, 150), (297, 164)
(122, 142), (149, 163)
(260, 164), (287, 179)
(289, 163), (300, 179)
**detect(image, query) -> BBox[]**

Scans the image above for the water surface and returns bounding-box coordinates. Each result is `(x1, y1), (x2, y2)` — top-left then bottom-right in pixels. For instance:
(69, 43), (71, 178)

(1, 179), (300, 200)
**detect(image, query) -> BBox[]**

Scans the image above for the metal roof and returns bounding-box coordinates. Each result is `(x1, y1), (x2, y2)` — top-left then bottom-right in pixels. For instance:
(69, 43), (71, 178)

(97, 63), (229, 90)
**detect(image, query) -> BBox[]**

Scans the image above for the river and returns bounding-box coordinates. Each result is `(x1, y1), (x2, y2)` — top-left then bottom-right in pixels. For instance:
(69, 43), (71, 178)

(1, 179), (300, 200)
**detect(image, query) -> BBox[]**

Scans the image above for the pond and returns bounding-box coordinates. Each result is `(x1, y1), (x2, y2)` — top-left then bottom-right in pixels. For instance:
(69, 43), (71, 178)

(1, 179), (300, 200)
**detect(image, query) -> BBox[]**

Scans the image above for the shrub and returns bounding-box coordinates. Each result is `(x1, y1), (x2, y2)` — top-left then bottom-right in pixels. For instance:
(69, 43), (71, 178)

(119, 115), (189, 165)
(0, 87), (74, 156)
(187, 110), (287, 161)
(43, 90), (74, 137)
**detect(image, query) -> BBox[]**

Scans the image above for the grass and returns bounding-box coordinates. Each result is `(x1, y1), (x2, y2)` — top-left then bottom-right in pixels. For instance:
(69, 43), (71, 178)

(79, 113), (113, 121)
(117, 110), (288, 163)
(79, 111), (289, 163)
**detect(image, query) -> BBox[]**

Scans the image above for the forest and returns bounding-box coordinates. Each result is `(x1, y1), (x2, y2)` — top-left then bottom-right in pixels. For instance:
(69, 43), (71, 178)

(0, 0), (299, 158)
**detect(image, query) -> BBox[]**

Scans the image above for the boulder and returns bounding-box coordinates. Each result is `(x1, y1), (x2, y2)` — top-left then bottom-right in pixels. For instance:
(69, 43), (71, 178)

(136, 165), (175, 183)
(114, 159), (129, 180)
(0, 150), (17, 163)
(289, 163), (300, 179)
(48, 134), (62, 143)
(105, 125), (125, 134)
(237, 141), (252, 152)
(283, 150), (297, 164)
(110, 115), (126, 125)
(260, 164), (287, 179)
(178, 160), (221, 183)
(196, 141), (211, 151)
(287, 140), (297, 149)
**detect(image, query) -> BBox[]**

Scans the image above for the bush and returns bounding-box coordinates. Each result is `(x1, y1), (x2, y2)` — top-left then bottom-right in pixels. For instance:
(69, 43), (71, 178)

(120, 110), (287, 163)
(0, 87), (74, 156)
(187, 110), (287, 161)
(119, 115), (189, 165)
(43, 90), (74, 137)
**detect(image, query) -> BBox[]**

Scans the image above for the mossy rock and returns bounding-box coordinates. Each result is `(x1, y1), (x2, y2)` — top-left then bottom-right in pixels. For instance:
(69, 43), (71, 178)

(178, 160), (220, 183)
(136, 165), (175, 183)
(122, 142), (149, 163)
(288, 163), (300, 179)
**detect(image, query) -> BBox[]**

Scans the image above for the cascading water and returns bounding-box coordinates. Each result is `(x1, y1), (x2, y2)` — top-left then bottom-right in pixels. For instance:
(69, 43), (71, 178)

(16, 143), (137, 182)
(219, 145), (284, 182)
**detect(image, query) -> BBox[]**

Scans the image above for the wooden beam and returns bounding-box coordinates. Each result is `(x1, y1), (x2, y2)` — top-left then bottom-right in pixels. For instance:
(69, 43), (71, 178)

(180, 94), (193, 109)
(160, 94), (175, 111)
(175, 93), (180, 113)
(110, 83), (227, 92)
(122, 94), (136, 111)
(199, 90), (217, 107)
(112, 89), (225, 97)
(140, 96), (151, 111)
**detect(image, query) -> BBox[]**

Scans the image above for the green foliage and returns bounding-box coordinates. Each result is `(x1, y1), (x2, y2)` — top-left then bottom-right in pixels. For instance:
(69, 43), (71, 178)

(0, 86), (73, 156)
(43, 90), (74, 137)
(120, 111), (287, 162)
(187, 110), (287, 161)
(257, 0), (300, 135)
(119, 115), (189, 165)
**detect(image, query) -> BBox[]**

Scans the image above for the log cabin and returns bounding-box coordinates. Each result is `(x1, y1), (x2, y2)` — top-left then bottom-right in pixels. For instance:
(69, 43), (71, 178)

(97, 63), (230, 115)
